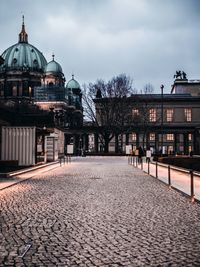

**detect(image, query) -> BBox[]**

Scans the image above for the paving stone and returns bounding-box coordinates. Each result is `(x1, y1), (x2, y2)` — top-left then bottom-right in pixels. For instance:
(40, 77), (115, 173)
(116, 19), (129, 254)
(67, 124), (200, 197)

(0, 157), (200, 266)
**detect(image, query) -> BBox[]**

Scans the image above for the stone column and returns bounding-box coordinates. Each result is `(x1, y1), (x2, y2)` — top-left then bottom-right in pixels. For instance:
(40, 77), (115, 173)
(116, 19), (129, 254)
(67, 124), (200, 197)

(115, 134), (119, 153)
(94, 133), (99, 153)
(155, 133), (159, 154)
(84, 134), (89, 152)
(136, 133), (139, 148)
(174, 133), (178, 154)
(126, 133), (129, 145)
(183, 133), (188, 155)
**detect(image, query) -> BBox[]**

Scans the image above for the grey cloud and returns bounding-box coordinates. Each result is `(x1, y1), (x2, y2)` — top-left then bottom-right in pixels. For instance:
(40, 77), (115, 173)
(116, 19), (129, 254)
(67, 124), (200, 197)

(0, 0), (200, 92)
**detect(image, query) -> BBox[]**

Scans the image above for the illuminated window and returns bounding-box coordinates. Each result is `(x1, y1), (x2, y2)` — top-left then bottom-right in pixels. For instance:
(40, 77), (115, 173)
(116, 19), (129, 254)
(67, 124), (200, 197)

(149, 133), (155, 141)
(12, 86), (17, 96)
(132, 108), (139, 117)
(188, 133), (192, 141)
(166, 109), (174, 122)
(132, 133), (137, 141)
(167, 133), (174, 141)
(184, 108), (192, 122)
(149, 109), (156, 122)
(29, 87), (32, 96)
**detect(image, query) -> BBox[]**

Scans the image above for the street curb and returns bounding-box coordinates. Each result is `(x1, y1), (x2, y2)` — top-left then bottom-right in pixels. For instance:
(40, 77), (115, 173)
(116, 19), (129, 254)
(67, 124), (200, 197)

(0, 162), (61, 191)
(0, 161), (59, 178)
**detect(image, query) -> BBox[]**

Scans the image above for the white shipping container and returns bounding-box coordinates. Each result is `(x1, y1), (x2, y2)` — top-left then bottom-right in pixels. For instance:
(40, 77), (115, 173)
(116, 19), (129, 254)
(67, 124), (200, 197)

(1, 126), (36, 166)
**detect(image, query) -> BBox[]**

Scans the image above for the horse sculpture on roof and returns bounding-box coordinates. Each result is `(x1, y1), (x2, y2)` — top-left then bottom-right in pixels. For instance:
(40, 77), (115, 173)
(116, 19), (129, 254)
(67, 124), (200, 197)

(174, 71), (187, 80)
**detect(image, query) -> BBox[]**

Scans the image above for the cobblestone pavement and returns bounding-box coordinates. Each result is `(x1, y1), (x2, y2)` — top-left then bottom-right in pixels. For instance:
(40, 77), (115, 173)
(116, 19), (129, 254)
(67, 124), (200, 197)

(1, 157), (200, 267)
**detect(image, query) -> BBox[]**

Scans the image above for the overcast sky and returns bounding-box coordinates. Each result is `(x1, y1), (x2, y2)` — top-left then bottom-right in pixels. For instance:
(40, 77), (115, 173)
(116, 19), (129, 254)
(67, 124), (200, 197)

(0, 0), (200, 93)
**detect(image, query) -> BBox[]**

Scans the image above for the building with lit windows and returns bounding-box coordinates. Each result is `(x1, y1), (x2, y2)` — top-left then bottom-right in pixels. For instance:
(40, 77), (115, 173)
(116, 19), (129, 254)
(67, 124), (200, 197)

(90, 75), (200, 155)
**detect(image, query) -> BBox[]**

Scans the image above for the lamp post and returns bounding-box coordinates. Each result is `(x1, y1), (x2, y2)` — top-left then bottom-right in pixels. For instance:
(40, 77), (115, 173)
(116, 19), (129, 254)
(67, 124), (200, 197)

(160, 84), (164, 156)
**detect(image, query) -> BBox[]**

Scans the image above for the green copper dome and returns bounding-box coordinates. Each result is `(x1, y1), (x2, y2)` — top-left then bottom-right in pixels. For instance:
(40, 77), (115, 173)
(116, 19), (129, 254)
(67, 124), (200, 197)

(0, 18), (47, 71)
(45, 56), (62, 73)
(1, 43), (47, 71)
(67, 75), (80, 89)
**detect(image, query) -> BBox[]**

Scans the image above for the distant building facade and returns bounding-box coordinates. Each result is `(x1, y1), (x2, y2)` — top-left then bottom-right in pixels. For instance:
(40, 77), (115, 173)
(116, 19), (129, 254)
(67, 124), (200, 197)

(90, 75), (200, 155)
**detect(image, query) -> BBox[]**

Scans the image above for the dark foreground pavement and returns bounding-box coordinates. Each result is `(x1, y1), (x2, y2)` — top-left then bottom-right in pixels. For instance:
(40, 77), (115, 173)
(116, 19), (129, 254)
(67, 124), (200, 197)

(0, 157), (200, 267)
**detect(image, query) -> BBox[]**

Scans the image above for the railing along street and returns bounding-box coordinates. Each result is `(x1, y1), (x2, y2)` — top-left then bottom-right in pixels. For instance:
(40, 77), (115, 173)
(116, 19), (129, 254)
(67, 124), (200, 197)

(128, 155), (200, 202)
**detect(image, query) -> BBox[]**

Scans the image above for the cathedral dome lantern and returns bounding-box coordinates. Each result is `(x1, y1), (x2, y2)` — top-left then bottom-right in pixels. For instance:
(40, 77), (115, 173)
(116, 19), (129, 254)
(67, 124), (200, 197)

(19, 15), (28, 43)
(0, 17), (47, 72)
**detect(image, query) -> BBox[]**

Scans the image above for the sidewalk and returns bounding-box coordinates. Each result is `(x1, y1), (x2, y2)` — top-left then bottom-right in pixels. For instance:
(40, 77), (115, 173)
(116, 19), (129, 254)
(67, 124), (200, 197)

(134, 160), (200, 201)
(0, 161), (62, 191)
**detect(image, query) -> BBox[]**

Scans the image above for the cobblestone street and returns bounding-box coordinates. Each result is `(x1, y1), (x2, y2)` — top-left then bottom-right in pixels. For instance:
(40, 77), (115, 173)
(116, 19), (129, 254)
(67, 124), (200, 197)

(1, 157), (200, 267)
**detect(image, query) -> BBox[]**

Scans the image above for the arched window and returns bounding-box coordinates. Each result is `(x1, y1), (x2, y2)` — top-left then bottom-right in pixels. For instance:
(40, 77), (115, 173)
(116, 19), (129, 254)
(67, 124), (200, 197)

(12, 58), (17, 66)
(33, 59), (38, 68)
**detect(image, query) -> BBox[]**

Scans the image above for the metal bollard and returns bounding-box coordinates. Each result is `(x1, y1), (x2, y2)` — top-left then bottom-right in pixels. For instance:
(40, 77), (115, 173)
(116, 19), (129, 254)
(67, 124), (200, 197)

(148, 158), (150, 174)
(190, 170), (195, 202)
(141, 158), (143, 170)
(168, 165), (171, 187)
(155, 161), (158, 178)
(136, 157), (138, 168)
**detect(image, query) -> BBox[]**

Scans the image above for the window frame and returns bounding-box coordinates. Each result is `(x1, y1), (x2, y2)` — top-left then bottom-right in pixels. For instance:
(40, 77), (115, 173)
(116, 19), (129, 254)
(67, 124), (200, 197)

(166, 133), (174, 141)
(132, 132), (137, 141)
(149, 133), (155, 141)
(149, 108), (157, 122)
(166, 108), (174, 122)
(184, 108), (192, 122)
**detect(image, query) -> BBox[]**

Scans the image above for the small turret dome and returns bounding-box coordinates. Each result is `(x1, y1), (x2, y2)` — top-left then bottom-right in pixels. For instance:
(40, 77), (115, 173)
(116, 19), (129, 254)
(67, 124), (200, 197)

(66, 74), (80, 89)
(45, 54), (62, 73)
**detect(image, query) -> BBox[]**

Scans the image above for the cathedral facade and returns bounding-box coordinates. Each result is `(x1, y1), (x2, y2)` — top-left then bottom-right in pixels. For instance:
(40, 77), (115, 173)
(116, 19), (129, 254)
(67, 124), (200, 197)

(0, 17), (83, 162)
(0, 17), (83, 128)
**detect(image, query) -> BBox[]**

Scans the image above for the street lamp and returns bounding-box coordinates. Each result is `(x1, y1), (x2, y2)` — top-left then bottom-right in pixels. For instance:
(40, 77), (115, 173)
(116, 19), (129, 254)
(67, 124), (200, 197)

(160, 84), (164, 156)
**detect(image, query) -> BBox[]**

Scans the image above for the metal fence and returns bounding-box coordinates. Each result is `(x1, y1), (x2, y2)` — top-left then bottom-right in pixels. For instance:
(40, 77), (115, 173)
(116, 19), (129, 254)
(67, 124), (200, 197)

(128, 156), (200, 202)
(59, 155), (71, 166)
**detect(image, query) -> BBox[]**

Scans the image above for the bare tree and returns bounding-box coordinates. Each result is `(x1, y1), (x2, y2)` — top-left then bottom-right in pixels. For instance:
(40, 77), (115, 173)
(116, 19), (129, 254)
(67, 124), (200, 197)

(82, 74), (133, 153)
(143, 83), (154, 94)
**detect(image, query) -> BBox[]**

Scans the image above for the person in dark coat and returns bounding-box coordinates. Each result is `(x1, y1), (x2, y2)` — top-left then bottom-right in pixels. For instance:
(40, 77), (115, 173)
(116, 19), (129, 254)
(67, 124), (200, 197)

(138, 146), (144, 163)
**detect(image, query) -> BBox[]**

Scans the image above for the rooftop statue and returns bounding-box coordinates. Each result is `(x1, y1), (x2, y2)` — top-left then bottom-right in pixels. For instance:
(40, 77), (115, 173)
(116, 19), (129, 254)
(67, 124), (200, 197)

(182, 71), (187, 79)
(174, 70), (187, 80)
